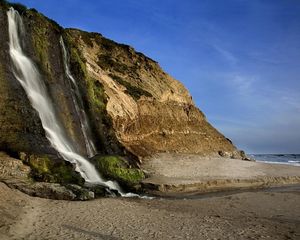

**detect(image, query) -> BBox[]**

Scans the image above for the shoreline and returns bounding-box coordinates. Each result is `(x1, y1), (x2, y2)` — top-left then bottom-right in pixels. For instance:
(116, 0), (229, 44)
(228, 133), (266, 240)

(1, 152), (300, 239)
(141, 153), (300, 195)
(142, 175), (300, 196)
(150, 183), (300, 200)
(1, 151), (300, 199)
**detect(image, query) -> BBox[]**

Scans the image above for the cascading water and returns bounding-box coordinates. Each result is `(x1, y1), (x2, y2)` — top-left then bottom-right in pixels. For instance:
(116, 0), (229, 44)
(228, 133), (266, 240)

(7, 7), (127, 195)
(60, 37), (96, 158)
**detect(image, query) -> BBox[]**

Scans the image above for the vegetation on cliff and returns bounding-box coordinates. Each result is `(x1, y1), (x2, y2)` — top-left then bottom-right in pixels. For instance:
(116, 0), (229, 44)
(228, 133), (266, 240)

(0, 2), (243, 195)
(93, 155), (145, 189)
(64, 30), (134, 156)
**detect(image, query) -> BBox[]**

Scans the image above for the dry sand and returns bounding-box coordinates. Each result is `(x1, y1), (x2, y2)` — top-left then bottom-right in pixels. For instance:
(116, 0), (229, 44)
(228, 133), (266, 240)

(0, 182), (299, 240)
(1, 152), (300, 239)
(142, 153), (300, 194)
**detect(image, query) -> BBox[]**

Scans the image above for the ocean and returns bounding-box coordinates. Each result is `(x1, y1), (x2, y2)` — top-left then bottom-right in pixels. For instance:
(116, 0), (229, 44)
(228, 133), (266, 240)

(251, 154), (300, 167)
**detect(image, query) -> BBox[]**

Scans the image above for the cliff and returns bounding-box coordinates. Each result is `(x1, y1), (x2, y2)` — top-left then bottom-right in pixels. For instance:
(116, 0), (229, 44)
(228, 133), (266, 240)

(65, 29), (241, 158)
(0, 1), (244, 190)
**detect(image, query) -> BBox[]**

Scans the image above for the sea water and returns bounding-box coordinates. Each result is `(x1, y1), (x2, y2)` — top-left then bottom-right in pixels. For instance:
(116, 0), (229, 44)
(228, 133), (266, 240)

(251, 154), (300, 167)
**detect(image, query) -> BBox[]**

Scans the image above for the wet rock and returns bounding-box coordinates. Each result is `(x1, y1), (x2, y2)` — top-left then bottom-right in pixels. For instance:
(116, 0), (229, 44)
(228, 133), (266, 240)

(65, 184), (95, 200)
(0, 152), (94, 200)
(86, 185), (107, 197)
(4, 179), (77, 200)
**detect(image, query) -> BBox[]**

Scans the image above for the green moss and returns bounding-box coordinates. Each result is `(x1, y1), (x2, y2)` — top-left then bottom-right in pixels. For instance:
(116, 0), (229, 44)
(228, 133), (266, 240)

(63, 31), (126, 154)
(87, 79), (106, 112)
(94, 155), (145, 187)
(64, 33), (88, 81)
(85, 78), (111, 147)
(29, 155), (51, 174)
(26, 154), (84, 185)
(30, 16), (50, 74)
(63, 33), (105, 148)
(26, 10), (61, 75)
(109, 74), (152, 100)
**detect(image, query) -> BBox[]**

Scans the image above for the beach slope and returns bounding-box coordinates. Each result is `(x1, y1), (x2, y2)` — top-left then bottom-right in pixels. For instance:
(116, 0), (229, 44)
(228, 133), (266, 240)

(141, 153), (300, 195)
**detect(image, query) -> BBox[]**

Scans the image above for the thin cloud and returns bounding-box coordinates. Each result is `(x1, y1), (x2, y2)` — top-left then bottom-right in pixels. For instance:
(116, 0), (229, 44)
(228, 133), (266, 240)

(232, 74), (256, 95)
(212, 44), (238, 65)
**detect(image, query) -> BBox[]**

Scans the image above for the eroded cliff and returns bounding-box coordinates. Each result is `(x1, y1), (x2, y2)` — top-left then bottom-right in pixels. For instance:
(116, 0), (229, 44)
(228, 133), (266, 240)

(65, 29), (239, 158)
(0, 1), (243, 190)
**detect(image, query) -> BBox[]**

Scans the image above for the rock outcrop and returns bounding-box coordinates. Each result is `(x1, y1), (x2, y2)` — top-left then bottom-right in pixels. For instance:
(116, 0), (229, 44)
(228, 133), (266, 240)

(0, 1), (243, 189)
(65, 29), (238, 158)
(0, 152), (98, 200)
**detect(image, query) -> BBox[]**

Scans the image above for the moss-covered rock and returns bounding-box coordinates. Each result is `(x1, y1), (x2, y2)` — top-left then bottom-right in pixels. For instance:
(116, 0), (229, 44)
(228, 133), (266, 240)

(25, 10), (61, 76)
(93, 155), (145, 189)
(63, 31), (127, 155)
(21, 153), (84, 185)
(0, 6), (52, 156)
(63, 33), (106, 149)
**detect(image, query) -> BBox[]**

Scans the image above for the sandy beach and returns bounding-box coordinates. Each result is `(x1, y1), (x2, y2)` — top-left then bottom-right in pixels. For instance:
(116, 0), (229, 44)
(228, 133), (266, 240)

(0, 182), (299, 240)
(1, 152), (300, 239)
(142, 153), (300, 195)
(0, 1), (299, 239)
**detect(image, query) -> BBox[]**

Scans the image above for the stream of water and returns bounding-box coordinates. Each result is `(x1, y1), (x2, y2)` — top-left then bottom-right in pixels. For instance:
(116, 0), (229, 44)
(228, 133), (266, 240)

(7, 7), (127, 195)
(60, 37), (97, 158)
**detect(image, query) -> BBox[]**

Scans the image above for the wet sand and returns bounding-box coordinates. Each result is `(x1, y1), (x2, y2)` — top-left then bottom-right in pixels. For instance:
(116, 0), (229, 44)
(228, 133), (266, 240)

(0, 182), (299, 240)
(1, 152), (300, 239)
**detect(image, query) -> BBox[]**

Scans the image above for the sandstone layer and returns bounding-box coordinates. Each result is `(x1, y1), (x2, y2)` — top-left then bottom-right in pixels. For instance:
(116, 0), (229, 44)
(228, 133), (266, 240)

(66, 29), (239, 158)
(0, 2), (240, 162)
(0, 1), (243, 188)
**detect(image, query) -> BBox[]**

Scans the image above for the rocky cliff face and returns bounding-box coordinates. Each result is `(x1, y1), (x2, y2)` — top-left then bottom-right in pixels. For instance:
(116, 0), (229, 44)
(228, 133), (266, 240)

(64, 29), (238, 158)
(0, 3), (50, 156)
(0, 2), (242, 182)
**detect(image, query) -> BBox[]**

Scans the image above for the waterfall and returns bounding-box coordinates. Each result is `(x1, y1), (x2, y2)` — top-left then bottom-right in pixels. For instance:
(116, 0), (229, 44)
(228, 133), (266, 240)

(60, 37), (96, 158)
(7, 7), (126, 195)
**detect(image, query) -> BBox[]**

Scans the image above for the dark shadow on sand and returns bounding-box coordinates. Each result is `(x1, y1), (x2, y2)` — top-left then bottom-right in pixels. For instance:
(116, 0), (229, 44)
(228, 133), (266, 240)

(62, 224), (120, 240)
(153, 184), (300, 200)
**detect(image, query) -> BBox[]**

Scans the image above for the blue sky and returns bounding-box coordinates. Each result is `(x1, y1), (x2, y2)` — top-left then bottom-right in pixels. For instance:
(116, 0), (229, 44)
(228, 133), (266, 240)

(11, 0), (300, 153)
